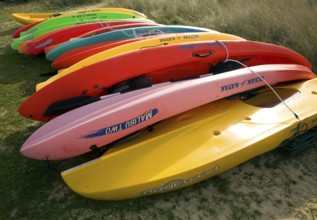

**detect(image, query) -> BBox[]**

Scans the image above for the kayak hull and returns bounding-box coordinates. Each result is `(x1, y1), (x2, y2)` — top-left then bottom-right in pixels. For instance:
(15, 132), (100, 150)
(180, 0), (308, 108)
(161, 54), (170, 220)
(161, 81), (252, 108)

(51, 32), (243, 70)
(19, 40), (312, 122)
(12, 21), (43, 38)
(45, 25), (216, 61)
(10, 8), (147, 25)
(11, 12), (148, 50)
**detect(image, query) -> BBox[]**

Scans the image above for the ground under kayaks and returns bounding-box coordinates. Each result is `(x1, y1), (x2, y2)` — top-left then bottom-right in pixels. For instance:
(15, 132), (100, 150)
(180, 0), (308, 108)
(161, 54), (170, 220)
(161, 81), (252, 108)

(11, 8), (147, 25)
(19, 40), (312, 122)
(11, 12), (148, 50)
(50, 32), (244, 70)
(60, 78), (317, 200)
(45, 25), (216, 61)
(20, 64), (316, 160)
(18, 21), (158, 56)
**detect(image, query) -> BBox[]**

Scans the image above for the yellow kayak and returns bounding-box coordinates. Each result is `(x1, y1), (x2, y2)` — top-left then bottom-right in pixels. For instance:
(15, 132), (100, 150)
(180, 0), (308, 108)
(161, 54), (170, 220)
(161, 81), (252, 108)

(36, 32), (245, 91)
(11, 12), (55, 25)
(11, 8), (147, 25)
(61, 78), (317, 200)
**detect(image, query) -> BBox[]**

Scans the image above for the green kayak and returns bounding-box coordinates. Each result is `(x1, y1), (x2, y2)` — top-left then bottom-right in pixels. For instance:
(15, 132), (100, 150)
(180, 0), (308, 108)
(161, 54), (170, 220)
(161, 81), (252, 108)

(11, 12), (149, 50)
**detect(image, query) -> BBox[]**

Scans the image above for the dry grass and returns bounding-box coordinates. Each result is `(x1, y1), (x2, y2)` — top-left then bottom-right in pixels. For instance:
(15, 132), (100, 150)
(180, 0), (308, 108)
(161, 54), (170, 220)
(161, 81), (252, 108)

(98, 0), (317, 70)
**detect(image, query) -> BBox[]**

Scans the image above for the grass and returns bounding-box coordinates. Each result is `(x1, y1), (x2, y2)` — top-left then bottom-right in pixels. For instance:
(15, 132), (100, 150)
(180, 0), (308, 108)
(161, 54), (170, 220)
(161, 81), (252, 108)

(0, 0), (317, 219)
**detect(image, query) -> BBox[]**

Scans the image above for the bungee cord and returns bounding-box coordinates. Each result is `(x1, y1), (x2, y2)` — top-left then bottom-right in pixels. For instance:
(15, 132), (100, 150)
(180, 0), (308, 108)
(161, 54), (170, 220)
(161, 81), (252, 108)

(216, 40), (301, 122)
(215, 39), (313, 146)
(180, 32), (310, 141)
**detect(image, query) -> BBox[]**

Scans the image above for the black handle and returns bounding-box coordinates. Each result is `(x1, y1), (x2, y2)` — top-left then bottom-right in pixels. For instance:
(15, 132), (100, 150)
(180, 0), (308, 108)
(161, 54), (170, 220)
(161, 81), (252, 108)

(44, 95), (100, 117)
(52, 13), (62, 17)
(192, 51), (213, 58)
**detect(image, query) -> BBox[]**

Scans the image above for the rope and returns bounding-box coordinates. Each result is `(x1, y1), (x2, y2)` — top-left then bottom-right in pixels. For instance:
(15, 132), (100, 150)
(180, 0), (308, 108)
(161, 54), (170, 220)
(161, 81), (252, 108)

(99, 20), (163, 39)
(216, 40), (301, 122)
(148, 29), (166, 36)
(176, 33), (309, 140)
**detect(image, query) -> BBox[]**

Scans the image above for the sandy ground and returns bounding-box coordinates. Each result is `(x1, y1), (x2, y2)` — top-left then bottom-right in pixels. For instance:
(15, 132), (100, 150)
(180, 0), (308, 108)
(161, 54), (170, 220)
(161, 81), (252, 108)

(9, 145), (316, 220)
(121, 146), (317, 220)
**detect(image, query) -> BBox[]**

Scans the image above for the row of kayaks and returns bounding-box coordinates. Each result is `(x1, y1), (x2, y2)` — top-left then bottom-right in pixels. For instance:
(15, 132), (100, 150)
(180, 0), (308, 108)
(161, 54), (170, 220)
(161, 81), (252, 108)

(12, 8), (317, 200)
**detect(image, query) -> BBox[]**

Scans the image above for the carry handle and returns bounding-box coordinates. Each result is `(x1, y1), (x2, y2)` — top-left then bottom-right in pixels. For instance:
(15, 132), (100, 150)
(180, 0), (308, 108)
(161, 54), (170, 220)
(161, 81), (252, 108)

(192, 51), (213, 58)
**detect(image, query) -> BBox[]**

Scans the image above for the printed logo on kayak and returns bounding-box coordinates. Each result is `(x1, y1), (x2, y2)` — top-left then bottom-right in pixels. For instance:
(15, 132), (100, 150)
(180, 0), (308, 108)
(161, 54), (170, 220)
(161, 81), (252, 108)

(25, 28), (37, 35)
(159, 34), (200, 43)
(220, 76), (264, 92)
(82, 108), (159, 139)
(35, 39), (52, 49)
(141, 165), (220, 196)
(290, 116), (317, 134)
(71, 13), (98, 18)
(179, 41), (224, 50)
(134, 28), (169, 37)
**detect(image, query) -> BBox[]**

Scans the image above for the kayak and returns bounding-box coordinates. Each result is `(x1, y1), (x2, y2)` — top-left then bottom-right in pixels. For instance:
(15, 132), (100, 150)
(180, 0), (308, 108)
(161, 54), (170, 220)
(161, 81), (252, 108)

(11, 12), (59, 25)
(20, 64), (316, 160)
(51, 38), (149, 69)
(12, 21), (43, 38)
(18, 22), (158, 56)
(45, 25), (216, 61)
(39, 38), (310, 92)
(51, 32), (244, 70)
(11, 8), (147, 25)
(17, 21), (155, 55)
(11, 12), (148, 50)
(19, 40), (313, 122)
(77, 22), (160, 38)
(19, 9), (147, 37)
(36, 32), (244, 88)
(60, 78), (317, 200)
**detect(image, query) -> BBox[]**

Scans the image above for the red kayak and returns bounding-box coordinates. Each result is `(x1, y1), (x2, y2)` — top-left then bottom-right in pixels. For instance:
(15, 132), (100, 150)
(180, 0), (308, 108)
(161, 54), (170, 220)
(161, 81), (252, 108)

(18, 21), (157, 56)
(18, 40), (312, 122)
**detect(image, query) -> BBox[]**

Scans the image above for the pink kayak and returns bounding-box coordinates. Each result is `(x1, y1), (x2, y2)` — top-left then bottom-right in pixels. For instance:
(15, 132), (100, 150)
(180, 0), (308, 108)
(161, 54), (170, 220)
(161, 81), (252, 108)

(20, 64), (316, 160)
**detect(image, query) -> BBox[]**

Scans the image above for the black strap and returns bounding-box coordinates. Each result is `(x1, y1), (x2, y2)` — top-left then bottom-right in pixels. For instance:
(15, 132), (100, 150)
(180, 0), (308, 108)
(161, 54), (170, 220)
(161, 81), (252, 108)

(192, 51), (213, 58)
